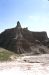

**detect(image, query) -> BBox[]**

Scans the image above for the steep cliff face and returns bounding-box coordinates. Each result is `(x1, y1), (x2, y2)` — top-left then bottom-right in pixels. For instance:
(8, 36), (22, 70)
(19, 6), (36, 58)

(0, 21), (49, 54)
(21, 30), (48, 43)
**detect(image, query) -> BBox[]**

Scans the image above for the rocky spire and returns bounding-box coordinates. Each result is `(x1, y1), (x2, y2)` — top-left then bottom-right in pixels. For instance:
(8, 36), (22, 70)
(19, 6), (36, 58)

(16, 21), (21, 29)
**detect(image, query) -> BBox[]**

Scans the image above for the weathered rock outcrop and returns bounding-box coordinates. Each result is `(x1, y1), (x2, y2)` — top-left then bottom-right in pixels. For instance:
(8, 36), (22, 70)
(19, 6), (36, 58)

(0, 21), (49, 54)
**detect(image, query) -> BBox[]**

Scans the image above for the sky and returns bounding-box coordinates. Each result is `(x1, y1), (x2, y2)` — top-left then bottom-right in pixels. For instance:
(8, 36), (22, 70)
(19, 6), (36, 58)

(0, 0), (49, 37)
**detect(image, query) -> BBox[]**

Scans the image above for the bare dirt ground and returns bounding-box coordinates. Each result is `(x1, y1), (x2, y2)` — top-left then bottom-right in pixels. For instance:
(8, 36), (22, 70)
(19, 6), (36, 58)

(0, 54), (49, 75)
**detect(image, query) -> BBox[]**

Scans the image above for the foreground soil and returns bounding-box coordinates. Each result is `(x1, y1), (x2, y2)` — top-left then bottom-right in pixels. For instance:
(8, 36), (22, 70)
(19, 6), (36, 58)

(0, 54), (49, 75)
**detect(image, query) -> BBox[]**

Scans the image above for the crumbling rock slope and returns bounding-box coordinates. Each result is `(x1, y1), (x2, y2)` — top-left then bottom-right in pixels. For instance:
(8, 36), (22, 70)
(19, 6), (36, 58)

(0, 21), (49, 54)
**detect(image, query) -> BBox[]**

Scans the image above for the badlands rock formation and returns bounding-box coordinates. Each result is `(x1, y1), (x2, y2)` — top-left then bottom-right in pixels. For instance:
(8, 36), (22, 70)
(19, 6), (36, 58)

(0, 21), (49, 54)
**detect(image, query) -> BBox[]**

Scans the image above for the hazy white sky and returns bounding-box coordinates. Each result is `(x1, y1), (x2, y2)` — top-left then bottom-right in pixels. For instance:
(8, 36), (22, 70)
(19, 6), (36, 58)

(0, 0), (49, 37)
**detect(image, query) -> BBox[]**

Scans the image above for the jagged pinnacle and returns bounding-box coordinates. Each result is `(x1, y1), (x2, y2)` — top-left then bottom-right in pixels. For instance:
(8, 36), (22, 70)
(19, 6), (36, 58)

(16, 21), (21, 28)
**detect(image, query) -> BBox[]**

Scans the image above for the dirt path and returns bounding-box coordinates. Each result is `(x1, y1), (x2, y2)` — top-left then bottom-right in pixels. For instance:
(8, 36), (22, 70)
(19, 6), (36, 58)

(0, 54), (49, 75)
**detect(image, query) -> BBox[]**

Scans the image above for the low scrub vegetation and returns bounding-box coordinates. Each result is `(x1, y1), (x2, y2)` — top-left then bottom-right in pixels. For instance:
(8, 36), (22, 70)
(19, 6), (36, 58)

(0, 48), (16, 61)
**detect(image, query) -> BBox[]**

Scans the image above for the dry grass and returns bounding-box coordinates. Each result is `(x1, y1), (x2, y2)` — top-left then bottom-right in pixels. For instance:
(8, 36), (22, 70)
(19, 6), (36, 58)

(0, 47), (24, 61)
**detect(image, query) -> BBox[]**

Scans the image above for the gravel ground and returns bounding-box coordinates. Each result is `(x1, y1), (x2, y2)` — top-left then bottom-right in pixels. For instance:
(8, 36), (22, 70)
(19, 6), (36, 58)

(0, 54), (49, 75)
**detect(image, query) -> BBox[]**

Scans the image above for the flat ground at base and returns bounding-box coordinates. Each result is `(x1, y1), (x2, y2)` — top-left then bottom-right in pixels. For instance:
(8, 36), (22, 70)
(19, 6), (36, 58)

(0, 54), (49, 75)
